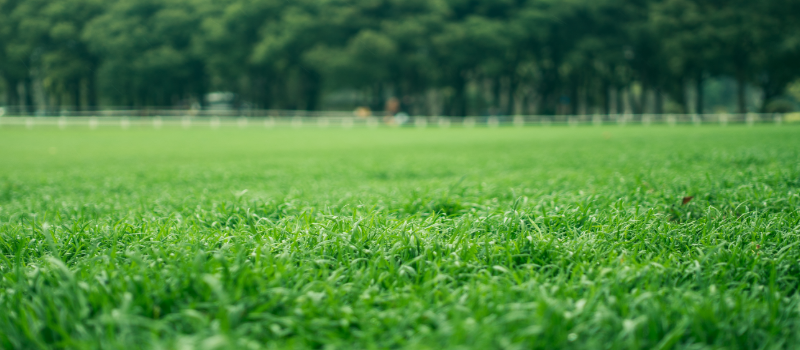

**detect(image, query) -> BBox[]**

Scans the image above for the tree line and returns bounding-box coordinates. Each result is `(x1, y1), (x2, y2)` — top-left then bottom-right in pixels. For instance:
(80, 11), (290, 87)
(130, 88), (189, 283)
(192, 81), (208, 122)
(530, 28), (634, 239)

(1, 0), (799, 116)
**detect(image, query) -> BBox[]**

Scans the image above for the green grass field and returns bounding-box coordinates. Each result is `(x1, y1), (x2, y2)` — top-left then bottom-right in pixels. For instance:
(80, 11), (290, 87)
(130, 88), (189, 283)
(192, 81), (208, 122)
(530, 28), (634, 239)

(1, 125), (799, 349)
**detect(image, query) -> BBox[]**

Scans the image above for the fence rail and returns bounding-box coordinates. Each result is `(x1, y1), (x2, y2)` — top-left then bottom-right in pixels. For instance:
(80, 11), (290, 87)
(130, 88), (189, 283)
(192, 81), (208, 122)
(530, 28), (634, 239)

(0, 113), (797, 129)
(0, 107), (360, 118)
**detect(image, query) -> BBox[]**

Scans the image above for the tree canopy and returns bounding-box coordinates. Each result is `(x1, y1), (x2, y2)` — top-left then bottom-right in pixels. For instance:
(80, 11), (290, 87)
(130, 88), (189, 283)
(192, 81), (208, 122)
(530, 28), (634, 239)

(1, 0), (798, 115)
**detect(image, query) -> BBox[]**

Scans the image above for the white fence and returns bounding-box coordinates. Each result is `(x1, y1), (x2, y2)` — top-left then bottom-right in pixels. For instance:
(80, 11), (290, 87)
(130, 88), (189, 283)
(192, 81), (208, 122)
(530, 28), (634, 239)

(0, 113), (797, 129)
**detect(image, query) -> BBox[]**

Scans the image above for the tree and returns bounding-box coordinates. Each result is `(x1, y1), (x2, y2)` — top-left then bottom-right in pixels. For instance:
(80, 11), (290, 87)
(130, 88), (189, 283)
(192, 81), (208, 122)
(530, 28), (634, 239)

(0, 0), (29, 113)
(83, 0), (206, 107)
(755, 0), (800, 112)
(12, 0), (106, 111)
(194, 0), (284, 109)
(249, 0), (327, 110)
(1, 0), (797, 115)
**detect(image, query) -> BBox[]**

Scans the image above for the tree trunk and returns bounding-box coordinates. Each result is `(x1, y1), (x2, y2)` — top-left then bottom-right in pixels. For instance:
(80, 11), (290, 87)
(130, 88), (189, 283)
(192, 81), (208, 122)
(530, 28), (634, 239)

(55, 91), (62, 113)
(636, 83), (648, 115)
(506, 76), (518, 116)
(87, 73), (98, 110)
(675, 76), (687, 114)
(629, 88), (641, 115)
(23, 77), (34, 115)
(539, 85), (556, 116)
(760, 85), (778, 113)
(493, 76), (501, 114)
(603, 80), (611, 115)
(538, 64), (560, 115)
(570, 82), (579, 115)
(452, 73), (467, 117)
(4, 77), (20, 114)
(654, 87), (663, 114)
(695, 73), (704, 115)
(372, 83), (383, 113)
(273, 76), (287, 110)
(250, 71), (268, 109)
(72, 79), (82, 112)
(260, 75), (271, 110)
(736, 72), (747, 114)
(302, 69), (321, 111)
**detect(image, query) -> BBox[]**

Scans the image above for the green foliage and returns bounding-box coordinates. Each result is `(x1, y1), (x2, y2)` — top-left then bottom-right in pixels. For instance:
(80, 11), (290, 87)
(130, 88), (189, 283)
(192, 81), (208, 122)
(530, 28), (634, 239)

(0, 0), (799, 114)
(765, 99), (795, 113)
(1, 126), (800, 349)
(789, 80), (800, 103)
(82, 0), (205, 106)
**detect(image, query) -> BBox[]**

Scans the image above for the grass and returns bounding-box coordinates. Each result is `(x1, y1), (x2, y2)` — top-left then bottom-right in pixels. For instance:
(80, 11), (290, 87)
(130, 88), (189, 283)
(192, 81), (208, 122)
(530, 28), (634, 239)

(0, 125), (799, 350)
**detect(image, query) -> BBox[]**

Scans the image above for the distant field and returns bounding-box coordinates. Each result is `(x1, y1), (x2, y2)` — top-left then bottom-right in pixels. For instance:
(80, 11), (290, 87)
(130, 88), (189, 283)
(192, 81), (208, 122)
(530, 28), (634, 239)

(1, 126), (799, 349)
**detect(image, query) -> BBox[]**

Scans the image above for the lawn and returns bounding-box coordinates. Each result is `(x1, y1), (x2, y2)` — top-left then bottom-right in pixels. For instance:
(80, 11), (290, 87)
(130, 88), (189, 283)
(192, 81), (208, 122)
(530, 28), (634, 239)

(1, 125), (799, 349)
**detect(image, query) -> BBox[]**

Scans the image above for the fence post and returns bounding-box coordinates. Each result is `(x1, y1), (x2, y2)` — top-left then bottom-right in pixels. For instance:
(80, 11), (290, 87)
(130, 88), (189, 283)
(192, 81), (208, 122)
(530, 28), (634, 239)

(342, 117), (354, 128)
(746, 113), (755, 126)
(463, 117), (476, 128)
(567, 116), (578, 127)
(367, 117), (379, 128)
(692, 114), (701, 126)
(617, 114), (627, 126)
(667, 114), (677, 127)
(513, 115), (525, 127)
